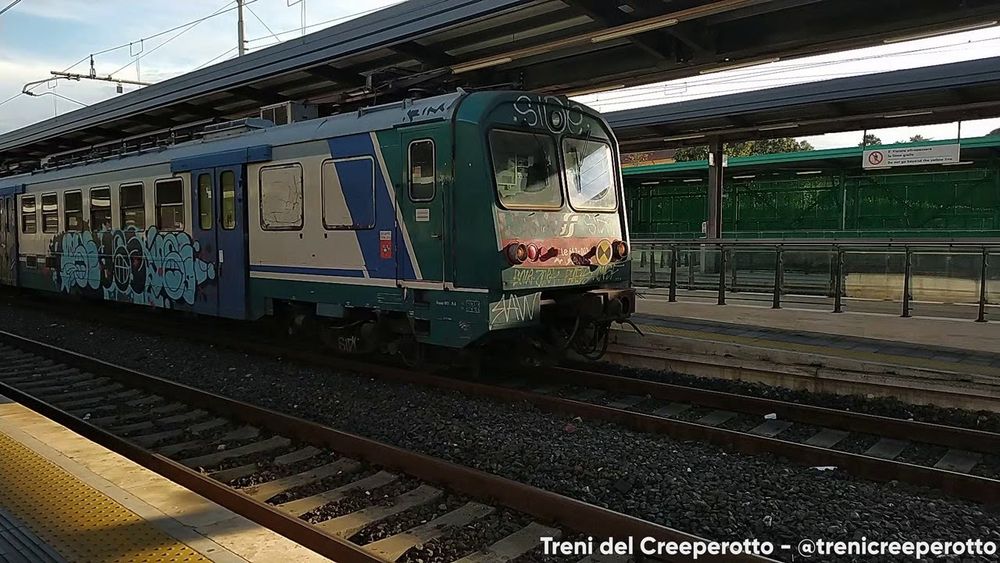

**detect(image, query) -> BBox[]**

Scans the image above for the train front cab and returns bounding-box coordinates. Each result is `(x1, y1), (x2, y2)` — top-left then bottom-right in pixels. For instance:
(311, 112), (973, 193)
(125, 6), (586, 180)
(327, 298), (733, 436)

(451, 92), (635, 358)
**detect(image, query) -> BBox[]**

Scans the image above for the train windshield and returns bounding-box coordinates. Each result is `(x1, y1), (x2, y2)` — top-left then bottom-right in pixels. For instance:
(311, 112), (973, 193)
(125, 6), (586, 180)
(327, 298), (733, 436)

(490, 129), (563, 209)
(563, 138), (617, 211)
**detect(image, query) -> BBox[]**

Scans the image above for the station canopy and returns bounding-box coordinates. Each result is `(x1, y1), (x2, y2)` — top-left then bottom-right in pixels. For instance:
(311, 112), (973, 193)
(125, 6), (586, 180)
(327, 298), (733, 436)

(2, 0), (1000, 173)
(608, 56), (1000, 153)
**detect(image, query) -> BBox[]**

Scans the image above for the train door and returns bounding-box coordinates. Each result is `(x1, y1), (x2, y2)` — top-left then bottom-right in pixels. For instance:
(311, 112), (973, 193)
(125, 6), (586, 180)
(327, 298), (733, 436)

(192, 166), (248, 319)
(398, 126), (447, 287)
(0, 195), (17, 286)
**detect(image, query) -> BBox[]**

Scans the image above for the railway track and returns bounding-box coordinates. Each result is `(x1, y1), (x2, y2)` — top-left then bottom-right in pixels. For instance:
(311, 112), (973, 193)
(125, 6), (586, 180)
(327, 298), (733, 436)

(114, 307), (1000, 506)
(265, 353), (1000, 505)
(198, 333), (1000, 506)
(0, 330), (768, 563)
(4, 294), (1000, 508)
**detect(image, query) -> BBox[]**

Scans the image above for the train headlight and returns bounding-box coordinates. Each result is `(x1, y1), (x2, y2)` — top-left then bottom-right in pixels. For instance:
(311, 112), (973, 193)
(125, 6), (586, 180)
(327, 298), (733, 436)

(613, 240), (629, 260)
(506, 242), (528, 265)
(549, 110), (564, 131)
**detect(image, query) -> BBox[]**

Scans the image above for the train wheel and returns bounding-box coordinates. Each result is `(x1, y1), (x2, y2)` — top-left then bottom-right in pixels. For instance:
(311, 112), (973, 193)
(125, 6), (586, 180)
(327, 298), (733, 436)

(398, 337), (426, 369)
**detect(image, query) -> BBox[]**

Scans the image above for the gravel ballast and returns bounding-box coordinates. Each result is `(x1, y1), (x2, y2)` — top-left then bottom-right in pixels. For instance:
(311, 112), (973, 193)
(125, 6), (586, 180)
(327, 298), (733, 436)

(1, 296), (998, 561)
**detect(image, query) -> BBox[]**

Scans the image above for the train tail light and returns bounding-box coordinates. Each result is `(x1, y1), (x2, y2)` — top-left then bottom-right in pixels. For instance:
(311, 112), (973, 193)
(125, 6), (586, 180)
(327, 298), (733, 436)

(613, 240), (629, 261)
(506, 243), (528, 265)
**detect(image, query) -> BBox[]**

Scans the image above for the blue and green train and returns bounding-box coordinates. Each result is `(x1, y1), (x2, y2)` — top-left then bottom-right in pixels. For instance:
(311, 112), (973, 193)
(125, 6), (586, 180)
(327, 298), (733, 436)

(0, 91), (634, 362)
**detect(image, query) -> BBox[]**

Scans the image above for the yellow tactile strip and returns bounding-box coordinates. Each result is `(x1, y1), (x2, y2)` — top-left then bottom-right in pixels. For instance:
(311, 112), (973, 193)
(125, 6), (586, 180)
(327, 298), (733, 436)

(0, 428), (212, 563)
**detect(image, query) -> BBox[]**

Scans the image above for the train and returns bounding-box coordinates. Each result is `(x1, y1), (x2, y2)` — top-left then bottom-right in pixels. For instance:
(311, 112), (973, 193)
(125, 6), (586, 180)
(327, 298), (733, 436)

(0, 90), (635, 364)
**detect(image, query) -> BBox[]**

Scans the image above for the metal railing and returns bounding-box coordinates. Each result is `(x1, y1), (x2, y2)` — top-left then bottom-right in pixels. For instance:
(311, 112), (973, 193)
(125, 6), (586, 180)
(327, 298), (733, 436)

(631, 240), (1000, 322)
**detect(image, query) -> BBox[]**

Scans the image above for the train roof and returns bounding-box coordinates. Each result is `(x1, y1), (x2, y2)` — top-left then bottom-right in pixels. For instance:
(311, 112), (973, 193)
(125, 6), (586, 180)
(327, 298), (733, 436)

(1, 90), (471, 191)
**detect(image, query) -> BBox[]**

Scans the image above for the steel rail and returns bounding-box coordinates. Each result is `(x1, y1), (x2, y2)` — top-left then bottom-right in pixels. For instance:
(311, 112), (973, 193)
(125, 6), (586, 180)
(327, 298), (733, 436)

(630, 239), (1000, 249)
(600, 338), (1000, 413)
(163, 322), (999, 506)
(16, 294), (997, 505)
(547, 365), (1000, 455)
(0, 330), (769, 563)
(331, 362), (1000, 505)
(0, 338), (382, 563)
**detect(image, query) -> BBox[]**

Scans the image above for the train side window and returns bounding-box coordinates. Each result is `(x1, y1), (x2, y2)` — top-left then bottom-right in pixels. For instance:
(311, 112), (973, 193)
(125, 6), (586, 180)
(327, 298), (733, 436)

(220, 171), (237, 230)
(20, 196), (36, 234)
(408, 140), (435, 202)
(198, 173), (213, 230)
(322, 158), (375, 230)
(90, 187), (112, 230)
(64, 191), (84, 231)
(155, 178), (185, 231)
(259, 164), (303, 231)
(120, 183), (146, 230)
(41, 193), (59, 234)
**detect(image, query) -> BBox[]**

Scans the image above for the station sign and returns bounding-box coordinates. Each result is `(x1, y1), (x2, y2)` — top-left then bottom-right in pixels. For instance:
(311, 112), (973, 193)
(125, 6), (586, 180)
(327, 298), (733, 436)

(621, 150), (676, 168)
(863, 143), (960, 169)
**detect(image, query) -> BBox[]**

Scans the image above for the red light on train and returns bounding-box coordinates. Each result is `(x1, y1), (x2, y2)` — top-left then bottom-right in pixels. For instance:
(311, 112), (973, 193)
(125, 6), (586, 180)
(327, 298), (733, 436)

(526, 244), (539, 261)
(506, 243), (528, 265)
(613, 240), (629, 260)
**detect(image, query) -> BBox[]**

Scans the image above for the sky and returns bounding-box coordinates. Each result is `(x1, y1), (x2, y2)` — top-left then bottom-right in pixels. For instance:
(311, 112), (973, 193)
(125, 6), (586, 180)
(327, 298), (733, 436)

(0, 1), (998, 149)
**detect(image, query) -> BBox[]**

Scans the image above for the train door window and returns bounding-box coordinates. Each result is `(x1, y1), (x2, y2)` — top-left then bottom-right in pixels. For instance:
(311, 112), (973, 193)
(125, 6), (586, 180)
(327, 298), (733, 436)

(64, 191), (84, 231)
(220, 171), (237, 230)
(408, 140), (435, 202)
(120, 183), (146, 230)
(21, 196), (37, 234)
(322, 158), (375, 230)
(41, 193), (59, 233)
(155, 178), (185, 231)
(198, 173), (213, 230)
(90, 187), (112, 230)
(259, 164), (303, 230)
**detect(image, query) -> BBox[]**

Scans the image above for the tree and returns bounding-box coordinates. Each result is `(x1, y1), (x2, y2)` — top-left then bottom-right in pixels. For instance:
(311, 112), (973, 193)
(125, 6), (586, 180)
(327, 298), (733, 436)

(859, 133), (882, 147)
(673, 137), (814, 162)
(907, 134), (931, 143)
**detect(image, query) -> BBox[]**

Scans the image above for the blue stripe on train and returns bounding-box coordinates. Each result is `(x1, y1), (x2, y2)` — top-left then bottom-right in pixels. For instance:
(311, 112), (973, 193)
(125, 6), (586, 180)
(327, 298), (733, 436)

(250, 265), (365, 278)
(327, 134), (417, 281)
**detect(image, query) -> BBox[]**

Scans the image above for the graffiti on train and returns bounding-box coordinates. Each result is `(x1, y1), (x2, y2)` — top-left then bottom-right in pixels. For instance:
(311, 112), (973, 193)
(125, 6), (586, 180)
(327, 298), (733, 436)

(49, 228), (217, 306)
(489, 292), (542, 329)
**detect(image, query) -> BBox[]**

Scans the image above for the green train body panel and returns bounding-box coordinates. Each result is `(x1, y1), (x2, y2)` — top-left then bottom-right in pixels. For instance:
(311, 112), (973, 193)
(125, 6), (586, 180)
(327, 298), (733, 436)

(250, 90), (632, 347)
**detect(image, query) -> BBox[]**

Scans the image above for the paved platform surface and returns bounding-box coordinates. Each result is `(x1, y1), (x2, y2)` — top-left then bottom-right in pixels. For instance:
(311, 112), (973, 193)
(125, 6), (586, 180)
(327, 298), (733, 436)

(635, 296), (1000, 377)
(0, 395), (330, 563)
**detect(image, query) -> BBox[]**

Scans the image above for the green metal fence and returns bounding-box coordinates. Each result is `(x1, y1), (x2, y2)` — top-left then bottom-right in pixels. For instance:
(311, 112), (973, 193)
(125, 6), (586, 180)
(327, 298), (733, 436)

(625, 144), (1000, 239)
(632, 240), (1000, 322)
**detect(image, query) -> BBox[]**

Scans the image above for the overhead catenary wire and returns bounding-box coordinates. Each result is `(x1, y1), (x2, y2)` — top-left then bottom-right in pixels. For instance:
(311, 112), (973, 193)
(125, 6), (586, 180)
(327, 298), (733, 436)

(0, 92), (24, 110)
(0, 0), (23, 17)
(109, 0), (244, 77)
(26, 91), (86, 106)
(245, 4), (282, 43)
(0, 0), (392, 112)
(244, 1), (407, 47)
(193, 46), (239, 71)
(58, 0), (260, 74)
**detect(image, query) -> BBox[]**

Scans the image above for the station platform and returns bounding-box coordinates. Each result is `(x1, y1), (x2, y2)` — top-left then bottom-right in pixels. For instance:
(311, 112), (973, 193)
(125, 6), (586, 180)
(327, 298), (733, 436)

(0, 395), (329, 563)
(608, 292), (1000, 412)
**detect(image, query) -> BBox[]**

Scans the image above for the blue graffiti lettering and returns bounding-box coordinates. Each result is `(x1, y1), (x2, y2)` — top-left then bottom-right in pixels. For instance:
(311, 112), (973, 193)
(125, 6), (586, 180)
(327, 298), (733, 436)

(50, 227), (217, 307)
